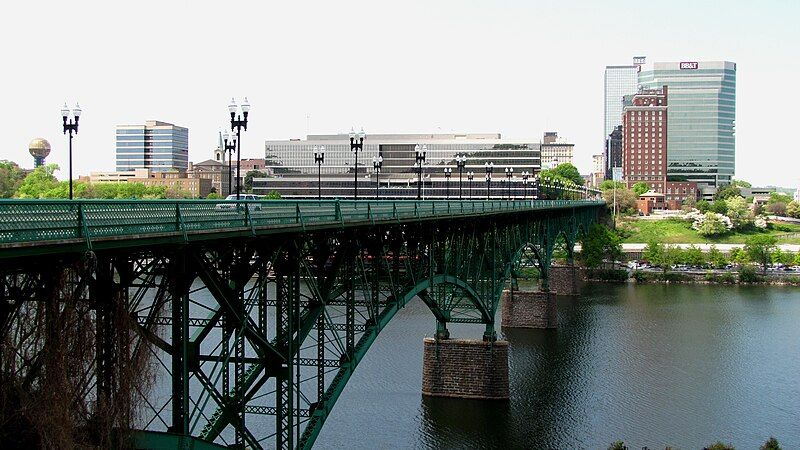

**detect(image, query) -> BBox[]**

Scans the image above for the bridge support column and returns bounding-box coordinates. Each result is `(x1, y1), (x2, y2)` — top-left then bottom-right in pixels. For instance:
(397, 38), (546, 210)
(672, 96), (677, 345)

(421, 338), (509, 399)
(549, 264), (582, 296)
(501, 288), (557, 329)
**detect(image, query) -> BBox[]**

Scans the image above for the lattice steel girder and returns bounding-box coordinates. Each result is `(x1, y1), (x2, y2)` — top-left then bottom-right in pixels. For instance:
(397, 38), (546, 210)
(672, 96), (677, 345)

(0, 202), (603, 450)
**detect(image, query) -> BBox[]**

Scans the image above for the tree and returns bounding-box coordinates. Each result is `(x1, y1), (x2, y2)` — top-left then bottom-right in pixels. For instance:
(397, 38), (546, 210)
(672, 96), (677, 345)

(786, 201), (800, 218)
(729, 247), (749, 266)
(731, 179), (752, 188)
(714, 185), (741, 200)
(601, 187), (637, 214)
(744, 235), (777, 273)
(710, 199), (728, 215)
(548, 163), (584, 186)
(579, 224), (622, 268)
(607, 441), (626, 450)
(14, 164), (62, 198)
(644, 240), (678, 273)
(694, 212), (731, 236)
(632, 181), (649, 196)
(244, 170), (269, 192)
(683, 245), (706, 266)
(598, 180), (625, 191)
(708, 245), (728, 268)
(765, 202), (787, 216)
(0, 160), (26, 198)
(725, 196), (753, 229)
(768, 192), (793, 205)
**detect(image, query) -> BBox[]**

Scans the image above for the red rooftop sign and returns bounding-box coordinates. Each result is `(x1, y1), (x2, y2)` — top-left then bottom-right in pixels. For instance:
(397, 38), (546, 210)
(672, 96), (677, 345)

(680, 62), (699, 70)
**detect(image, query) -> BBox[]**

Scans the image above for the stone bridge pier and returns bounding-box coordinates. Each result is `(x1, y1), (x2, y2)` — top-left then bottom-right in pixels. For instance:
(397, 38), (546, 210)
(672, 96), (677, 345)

(421, 337), (509, 400)
(501, 262), (584, 329)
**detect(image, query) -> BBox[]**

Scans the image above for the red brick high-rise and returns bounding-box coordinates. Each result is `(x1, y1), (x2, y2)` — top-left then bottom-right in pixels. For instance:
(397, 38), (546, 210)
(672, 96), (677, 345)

(622, 86), (668, 193)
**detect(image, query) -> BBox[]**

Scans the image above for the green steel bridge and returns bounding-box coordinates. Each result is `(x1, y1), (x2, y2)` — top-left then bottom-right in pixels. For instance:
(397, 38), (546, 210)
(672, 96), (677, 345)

(0, 197), (604, 449)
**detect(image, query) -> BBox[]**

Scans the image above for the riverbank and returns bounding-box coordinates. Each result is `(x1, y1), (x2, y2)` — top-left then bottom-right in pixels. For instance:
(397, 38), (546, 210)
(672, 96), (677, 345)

(583, 268), (800, 286)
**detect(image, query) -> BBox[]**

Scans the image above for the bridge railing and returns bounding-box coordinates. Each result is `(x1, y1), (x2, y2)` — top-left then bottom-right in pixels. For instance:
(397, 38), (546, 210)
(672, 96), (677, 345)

(0, 199), (603, 247)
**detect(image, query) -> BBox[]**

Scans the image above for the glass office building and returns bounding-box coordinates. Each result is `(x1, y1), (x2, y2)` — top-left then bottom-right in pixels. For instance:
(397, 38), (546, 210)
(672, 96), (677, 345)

(604, 63), (641, 138)
(638, 61), (736, 187)
(256, 133), (541, 199)
(116, 120), (189, 172)
(604, 57), (645, 178)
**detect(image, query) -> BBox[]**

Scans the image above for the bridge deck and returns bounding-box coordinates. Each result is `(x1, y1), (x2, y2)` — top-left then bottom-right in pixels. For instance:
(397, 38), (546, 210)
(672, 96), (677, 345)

(0, 199), (603, 258)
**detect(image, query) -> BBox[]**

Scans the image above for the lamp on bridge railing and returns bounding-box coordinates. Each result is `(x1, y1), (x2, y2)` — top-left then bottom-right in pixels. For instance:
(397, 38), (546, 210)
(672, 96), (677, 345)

(223, 131), (237, 197)
(443, 167), (452, 199)
(61, 102), (81, 200)
(314, 145), (326, 200)
(349, 128), (366, 200)
(522, 171), (530, 200)
(455, 154), (467, 199)
(484, 162), (494, 200)
(467, 171), (474, 199)
(505, 167), (514, 200)
(415, 144), (427, 200)
(372, 155), (383, 199)
(228, 97), (250, 200)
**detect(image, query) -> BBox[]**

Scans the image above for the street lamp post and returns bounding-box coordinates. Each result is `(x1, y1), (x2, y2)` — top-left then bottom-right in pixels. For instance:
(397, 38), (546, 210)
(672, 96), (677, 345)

(372, 155), (383, 199)
(415, 144), (427, 200)
(228, 97), (250, 200)
(61, 102), (81, 200)
(314, 145), (326, 200)
(443, 167), (452, 199)
(223, 131), (237, 197)
(349, 128), (365, 200)
(484, 162), (494, 200)
(455, 154), (466, 199)
(467, 171), (474, 199)
(505, 167), (514, 200)
(521, 171), (530, 199)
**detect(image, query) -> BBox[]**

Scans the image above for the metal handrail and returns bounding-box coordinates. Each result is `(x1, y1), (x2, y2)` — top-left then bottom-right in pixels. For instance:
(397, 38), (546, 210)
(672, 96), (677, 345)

(0, 199), (604, 248)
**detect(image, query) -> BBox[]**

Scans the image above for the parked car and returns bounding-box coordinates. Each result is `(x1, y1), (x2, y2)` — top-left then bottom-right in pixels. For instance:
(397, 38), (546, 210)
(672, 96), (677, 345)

(215, 194), (262, 211)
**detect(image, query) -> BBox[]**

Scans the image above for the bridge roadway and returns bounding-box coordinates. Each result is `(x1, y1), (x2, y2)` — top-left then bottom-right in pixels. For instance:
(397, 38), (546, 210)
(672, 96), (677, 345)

(0, 198), (604, 449)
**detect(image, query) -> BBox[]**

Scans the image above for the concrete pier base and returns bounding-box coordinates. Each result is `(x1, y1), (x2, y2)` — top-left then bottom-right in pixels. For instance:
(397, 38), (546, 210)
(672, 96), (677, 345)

(501, 289), (557, 329)
(549, 264), (583, 296)
(421, 338), (509, 399)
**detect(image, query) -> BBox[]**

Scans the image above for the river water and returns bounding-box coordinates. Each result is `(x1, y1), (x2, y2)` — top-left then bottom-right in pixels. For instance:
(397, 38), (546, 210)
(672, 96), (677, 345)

(315, 284), (800, 449)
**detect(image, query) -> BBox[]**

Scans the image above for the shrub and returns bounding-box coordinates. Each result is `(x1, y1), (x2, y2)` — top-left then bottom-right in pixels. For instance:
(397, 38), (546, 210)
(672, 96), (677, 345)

(705, 442), (735, 450)
(608, 441), (626, 450)
(738, 265), (764, 283)
(633, 271), (652, 282)
(586, 269), (628, 282)
(516, 267), (540, 279)
(718, 272), (736, 284)
(662, 272), (692, 282)
(784, 276), (800, 285)
(704, 272), (736, 284)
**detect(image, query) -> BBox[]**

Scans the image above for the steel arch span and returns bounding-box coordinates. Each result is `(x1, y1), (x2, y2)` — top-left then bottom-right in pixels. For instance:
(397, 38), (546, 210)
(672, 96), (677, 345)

(0, 200), (603, 449)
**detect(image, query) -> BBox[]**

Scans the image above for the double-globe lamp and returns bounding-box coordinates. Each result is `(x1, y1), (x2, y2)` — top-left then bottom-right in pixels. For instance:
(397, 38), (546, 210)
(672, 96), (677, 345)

(61, 102), (81, 200)
(228, 97), (250, 200)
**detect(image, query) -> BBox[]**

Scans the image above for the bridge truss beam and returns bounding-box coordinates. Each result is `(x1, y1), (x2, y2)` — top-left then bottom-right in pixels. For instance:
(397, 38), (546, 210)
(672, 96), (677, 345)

(0, 204), (601, 449)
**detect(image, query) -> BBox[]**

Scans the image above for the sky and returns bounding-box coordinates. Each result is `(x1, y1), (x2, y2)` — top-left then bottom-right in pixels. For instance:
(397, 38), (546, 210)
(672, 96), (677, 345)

(1, 0), (799, 188)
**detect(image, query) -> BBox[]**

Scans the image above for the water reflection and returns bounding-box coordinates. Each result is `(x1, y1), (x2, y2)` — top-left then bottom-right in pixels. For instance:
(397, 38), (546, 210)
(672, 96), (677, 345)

(315, 284), (800, 449)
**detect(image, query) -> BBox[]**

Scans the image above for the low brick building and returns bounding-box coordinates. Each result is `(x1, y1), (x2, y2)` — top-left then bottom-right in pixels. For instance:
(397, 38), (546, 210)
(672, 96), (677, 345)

(129, 171), (212, 198)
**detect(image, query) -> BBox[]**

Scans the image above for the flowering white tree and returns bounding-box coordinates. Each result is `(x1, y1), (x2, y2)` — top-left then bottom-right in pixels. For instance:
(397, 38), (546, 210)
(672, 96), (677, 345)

(754, 216), (768, 229)
(691, 212), (733, 236)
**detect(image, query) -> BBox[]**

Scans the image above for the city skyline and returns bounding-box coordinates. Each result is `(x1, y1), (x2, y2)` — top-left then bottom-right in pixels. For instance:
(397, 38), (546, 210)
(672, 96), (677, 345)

(1, 0), (798, 188)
